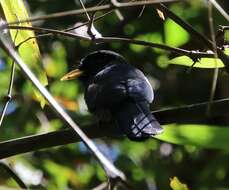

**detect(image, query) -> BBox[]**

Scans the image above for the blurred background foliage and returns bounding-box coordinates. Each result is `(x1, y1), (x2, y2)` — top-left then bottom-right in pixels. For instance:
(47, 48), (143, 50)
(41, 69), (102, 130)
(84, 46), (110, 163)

(0, 0), (229, 189)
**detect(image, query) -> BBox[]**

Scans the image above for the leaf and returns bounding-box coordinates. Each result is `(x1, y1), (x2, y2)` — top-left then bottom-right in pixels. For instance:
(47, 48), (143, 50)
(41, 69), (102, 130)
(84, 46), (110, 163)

(1, 0), (48, 107)
(168, 56), (225, 68)
(225, 48), (229, 55)
(164, 19), (190, 47)
(156, 124), (229, 150)
(130, 32), (163, 53)
(170, 177), (189, 190)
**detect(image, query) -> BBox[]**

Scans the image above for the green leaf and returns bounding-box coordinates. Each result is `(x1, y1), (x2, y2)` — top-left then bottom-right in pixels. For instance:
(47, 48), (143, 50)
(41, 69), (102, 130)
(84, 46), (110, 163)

(156, 124), (229, 150)
(1, 0), (48, 107)
(225, 48), (229, 55)
(164, 19), (190, 47)
(225, 31), (229, 42)
(130, 32), (163, 53)
(168, 56), (224, 68)
(170, 177), (189, 190)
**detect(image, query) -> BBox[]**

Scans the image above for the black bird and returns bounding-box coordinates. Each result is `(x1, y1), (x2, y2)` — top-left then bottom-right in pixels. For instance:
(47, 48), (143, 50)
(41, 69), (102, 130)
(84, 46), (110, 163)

(61, 50), (163, 141)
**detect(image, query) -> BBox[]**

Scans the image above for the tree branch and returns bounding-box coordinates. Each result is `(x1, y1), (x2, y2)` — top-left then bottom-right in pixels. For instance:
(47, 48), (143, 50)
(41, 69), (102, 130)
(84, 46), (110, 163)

(6, 25), (216, 59)
(1, 97), (229, 159)
(157, 3), (229, 68)
(0, 34), (125, 180)
(2, 0), (178, 26)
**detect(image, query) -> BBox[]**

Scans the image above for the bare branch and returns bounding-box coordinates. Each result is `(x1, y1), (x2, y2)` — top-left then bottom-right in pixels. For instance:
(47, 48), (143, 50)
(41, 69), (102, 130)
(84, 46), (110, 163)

(157, 3), (214, 48)
(1, 0), (178, 26)
(0, 30), (18, 127)
(157, 3), (229, 68)
(79, 0), (91, 20)
(206, 1), (219, 115)
(0, 61), (15, 127)
(6, 25), (216, 59)
(1, 97), (229, 159)
(0, 34), (125, 180)
(209, 0), (229, 21)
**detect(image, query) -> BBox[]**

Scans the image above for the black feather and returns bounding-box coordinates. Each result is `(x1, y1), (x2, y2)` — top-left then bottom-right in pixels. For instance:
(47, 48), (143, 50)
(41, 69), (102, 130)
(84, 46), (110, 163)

(113, 101), (162, 141)
(78, 50), (163, 141)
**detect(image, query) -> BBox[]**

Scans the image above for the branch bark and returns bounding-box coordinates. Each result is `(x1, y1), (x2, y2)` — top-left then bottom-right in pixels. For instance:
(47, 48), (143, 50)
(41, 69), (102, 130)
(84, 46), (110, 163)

(0, 34), (125, 180)
(1, 97), (229, 159)
(7, 25), (216, 59)
(3, 0), (178, 25)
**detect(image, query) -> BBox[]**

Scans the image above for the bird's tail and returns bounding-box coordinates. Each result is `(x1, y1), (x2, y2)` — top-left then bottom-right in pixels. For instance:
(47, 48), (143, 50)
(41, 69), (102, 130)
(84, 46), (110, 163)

(113, 101), (163, 141)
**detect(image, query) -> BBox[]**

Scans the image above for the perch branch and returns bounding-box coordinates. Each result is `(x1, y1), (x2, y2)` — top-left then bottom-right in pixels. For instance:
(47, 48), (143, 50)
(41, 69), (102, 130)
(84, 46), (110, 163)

(1, 97), (229, 159)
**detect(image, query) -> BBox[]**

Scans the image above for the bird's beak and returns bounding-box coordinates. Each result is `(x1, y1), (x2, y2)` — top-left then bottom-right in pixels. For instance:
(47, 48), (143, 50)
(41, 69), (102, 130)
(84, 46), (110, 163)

(60, 69), (84, 81)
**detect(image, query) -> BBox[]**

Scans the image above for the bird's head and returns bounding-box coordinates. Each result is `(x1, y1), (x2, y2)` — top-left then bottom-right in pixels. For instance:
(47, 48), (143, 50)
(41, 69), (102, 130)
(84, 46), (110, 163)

(61, 50), (127, 82)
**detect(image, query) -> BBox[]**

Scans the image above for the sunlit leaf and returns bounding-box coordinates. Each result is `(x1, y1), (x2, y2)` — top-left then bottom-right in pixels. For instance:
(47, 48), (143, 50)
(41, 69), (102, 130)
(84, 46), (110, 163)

(0, 0), (48, 107)
(164, 19), (190, 47)
(156, 124), (229, 150)
(130, 32), (163, 53)
(168, 56), (224, 68)
(225, 48), (229, 55)
(170, 176), (189, 190)
(157, 55), (169, 68)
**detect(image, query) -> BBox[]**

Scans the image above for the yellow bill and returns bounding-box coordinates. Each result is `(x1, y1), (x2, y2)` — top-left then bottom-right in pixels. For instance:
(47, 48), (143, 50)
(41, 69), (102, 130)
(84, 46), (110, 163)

(61, 69), (84, 81)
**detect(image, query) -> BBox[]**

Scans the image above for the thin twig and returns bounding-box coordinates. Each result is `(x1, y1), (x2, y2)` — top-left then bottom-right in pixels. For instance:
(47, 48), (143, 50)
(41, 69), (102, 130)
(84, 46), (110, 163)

(0, 33), (125, 181)
(157, 3), (229, 67)
(87, 12), (97, 40)
(0, 161), (28, 189)
(111, 0), (124, 21)
(0, 61), (15, 127)
(157, 3), (214, 48)
(65, 9), (113, 32)
(78, 0), (97, 39)
(206, 0), (219, 115)
(1, 0), (178, 26)
(209, 0), (229, 21)
(6, 25), (216, 58)
(79, 0), (91, 20)
(14, 10), (114, 47)
(1, 97), (229, 159)
(0, 30), (18, 127)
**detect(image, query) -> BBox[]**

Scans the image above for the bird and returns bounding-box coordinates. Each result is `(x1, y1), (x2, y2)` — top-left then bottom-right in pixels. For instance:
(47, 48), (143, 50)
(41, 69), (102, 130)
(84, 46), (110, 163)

(61, 50), (163, 141)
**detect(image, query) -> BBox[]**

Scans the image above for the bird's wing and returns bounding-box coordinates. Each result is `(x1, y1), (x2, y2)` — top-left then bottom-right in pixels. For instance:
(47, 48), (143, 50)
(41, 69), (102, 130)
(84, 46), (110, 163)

(126, 76), (154, 103)
(85, 64), (154, 112)
(85, 80), (127, 112)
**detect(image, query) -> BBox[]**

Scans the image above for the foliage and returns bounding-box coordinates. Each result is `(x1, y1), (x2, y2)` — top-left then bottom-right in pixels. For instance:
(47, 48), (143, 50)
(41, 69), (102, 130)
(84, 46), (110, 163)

(0, 0), (48, 107)
(0, 0), (229, 190)
(170, 177), (189, 190)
